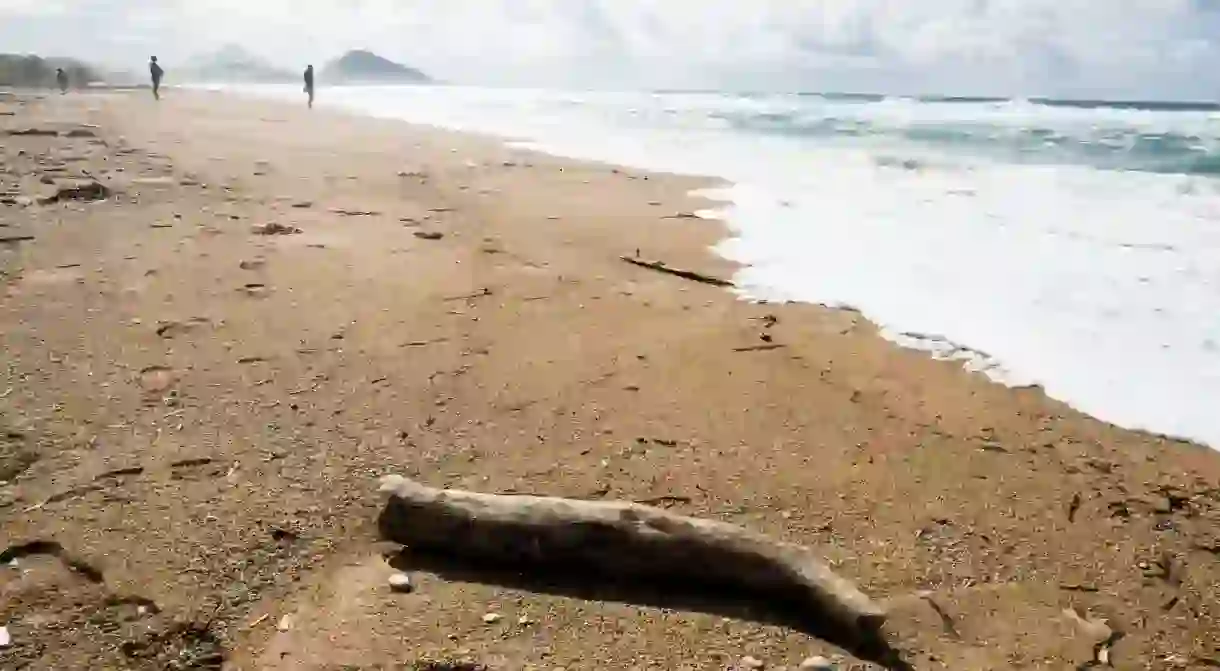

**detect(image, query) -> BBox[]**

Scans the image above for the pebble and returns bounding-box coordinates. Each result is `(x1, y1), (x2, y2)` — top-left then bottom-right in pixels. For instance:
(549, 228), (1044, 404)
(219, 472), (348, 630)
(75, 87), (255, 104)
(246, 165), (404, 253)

(482, 612), (502, 624)
(277, 614), (293, 631)
(740, 656), (765, 670)
(387, 572), (413, 593)
(799, 657), (834, 670)
(0, 625), (9, 648)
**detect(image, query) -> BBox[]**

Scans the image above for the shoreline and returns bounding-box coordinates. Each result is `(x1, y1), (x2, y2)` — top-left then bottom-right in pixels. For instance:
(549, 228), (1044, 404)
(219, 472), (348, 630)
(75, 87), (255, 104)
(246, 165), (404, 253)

(233, 82), (1220, 450)
(3, 89), (1220, 670)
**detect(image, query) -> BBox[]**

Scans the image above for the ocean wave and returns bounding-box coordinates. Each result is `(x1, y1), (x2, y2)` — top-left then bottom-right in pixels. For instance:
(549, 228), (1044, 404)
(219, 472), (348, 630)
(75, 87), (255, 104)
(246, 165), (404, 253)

(707, 98), (1220, 177)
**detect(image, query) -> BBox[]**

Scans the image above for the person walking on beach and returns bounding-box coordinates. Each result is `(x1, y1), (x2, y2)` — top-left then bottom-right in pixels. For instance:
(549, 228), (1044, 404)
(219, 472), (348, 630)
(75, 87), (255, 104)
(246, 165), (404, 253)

(303, 64), (315, 109)
(56, 68), (68, 94)
(149, 56), (164, 100)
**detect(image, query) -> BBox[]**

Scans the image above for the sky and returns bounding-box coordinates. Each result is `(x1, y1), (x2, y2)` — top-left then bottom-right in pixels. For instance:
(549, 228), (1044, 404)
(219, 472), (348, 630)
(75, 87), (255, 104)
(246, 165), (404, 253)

(2, 0), (1220, 99)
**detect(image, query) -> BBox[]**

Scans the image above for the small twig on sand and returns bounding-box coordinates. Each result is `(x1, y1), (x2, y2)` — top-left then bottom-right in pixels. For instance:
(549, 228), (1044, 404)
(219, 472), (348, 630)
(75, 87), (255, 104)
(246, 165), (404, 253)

(733, 344), (787, 353)
(634, 495), (693, 506)
(920, 595), (962, 640)
(442, 288), (493, 302)
(330, 208), (380, 217)
(402, 338), (449, 348)
(619, 256), (733, 288)
(288, 378), (325, 395)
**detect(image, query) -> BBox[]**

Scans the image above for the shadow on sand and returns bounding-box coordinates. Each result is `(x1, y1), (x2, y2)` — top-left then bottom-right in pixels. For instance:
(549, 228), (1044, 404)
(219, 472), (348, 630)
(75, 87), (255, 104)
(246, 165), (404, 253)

(387, 546), (912, 671)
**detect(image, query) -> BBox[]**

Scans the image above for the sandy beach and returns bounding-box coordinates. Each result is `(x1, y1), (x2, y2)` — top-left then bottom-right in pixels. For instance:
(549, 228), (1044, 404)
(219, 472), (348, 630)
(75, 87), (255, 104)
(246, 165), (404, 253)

(3, 90), (1220, 670)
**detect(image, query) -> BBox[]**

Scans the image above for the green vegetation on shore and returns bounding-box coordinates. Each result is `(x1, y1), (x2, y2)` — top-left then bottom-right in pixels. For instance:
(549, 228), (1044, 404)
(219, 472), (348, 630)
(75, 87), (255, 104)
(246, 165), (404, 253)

(0, 54), (100, 88)
(1, 48), (430, 88)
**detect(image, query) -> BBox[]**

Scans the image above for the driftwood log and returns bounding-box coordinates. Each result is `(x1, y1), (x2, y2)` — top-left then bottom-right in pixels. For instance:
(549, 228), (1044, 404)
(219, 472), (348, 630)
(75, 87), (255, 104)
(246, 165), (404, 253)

(378, 476), (886, 643)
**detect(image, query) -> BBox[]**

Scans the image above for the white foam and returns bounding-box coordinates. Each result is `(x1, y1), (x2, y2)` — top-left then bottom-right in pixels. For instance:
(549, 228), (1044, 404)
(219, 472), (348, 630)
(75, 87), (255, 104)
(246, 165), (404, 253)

(224, 84), (1220, 447)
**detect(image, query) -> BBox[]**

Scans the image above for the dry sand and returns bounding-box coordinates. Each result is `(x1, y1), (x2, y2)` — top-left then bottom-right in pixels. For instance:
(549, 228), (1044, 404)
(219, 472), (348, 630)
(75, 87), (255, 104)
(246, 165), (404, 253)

(2, 89), (1220, 670)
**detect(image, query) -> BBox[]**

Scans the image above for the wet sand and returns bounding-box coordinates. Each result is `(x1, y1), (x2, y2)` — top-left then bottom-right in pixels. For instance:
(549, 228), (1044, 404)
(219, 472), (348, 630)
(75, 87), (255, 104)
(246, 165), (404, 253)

(2, 89), (1220, 670)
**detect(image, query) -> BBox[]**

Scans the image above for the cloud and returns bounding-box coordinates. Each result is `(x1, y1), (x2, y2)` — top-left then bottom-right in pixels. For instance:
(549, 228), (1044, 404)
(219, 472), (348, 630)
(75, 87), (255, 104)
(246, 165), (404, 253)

(2, 0), (1219, 98)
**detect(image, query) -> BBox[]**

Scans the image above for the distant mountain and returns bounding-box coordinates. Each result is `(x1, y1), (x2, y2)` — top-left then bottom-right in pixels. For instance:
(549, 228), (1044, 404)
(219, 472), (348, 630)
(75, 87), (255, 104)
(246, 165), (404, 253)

(321, 50), (429, 84)
(184, 45), (295, 83)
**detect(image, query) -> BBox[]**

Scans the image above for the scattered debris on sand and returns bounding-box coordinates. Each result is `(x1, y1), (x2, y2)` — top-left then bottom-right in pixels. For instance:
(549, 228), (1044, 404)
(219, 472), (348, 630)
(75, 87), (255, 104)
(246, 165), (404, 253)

(37, 180), (111, 204)
(250, 222), (301, 235)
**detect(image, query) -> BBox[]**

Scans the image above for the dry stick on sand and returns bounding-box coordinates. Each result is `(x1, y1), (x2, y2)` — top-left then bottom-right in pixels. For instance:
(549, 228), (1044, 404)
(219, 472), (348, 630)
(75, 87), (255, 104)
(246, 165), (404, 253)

(619, 256), (734, 288)
(733, 344), (787, 353)
(378, 476), (889, 652)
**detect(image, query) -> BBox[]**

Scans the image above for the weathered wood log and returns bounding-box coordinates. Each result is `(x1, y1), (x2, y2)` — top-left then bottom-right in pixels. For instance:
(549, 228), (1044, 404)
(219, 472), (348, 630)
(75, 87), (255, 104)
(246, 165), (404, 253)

(619, 256), (734, 288)
(378, 475), (886, 642)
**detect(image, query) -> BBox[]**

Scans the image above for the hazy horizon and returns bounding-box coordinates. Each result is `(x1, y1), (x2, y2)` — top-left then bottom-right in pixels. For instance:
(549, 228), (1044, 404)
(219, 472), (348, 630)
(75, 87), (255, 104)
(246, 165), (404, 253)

(3, 0), (1220, 101)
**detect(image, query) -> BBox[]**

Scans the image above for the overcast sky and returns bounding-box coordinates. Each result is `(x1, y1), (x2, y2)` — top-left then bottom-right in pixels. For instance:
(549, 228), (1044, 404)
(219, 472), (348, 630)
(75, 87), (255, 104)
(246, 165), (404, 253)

(2, 0), (1219, 99)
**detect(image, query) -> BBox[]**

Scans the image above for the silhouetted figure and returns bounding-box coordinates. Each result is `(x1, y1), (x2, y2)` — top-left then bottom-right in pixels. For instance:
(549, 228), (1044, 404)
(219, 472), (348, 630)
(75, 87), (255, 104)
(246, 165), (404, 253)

(303, 64), (315, 109)
(56, 68), (68, 94)
(149, 56), (164, 100)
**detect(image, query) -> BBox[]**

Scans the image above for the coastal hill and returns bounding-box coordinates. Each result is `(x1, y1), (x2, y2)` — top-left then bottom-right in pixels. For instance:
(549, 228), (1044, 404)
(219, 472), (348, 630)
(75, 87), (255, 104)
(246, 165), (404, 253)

(183, 45), (296, 84)
(321, 49), (430, 84)
(0, 54), (100, 88)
